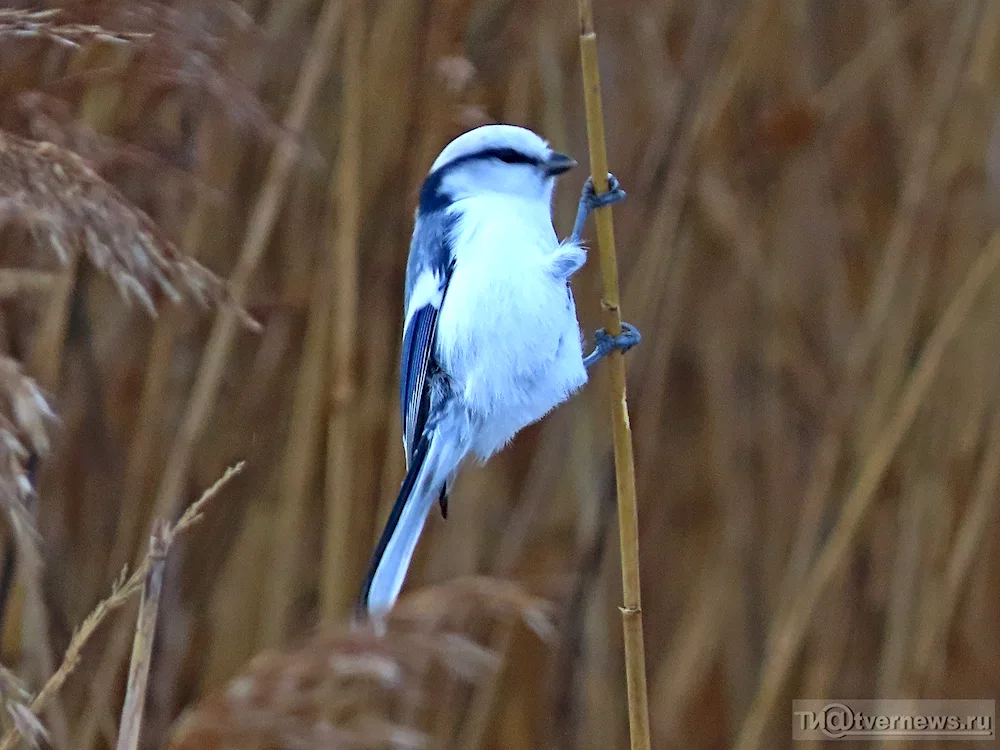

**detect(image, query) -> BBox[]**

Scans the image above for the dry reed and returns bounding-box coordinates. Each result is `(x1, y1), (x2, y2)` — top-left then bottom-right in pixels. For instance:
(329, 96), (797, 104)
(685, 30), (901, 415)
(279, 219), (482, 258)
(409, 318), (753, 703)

(0, 463), (242, 750)
(575, 2), (650, 749)
(168, 578), (552, 750)
(0, 131), (238, 316)
(321, 0), (365, 625)
(114, 521), (169, 750)
(0, 9), (151, 48)
(0, 2), (997, 749)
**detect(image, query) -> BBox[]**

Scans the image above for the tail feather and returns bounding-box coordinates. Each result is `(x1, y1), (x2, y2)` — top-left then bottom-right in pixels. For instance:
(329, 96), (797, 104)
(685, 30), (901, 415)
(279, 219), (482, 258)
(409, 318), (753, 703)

(358, 435), (436, 616)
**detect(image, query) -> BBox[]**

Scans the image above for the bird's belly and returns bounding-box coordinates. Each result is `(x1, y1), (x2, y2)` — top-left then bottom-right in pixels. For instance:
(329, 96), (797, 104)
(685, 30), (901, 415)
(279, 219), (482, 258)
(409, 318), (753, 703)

(436, 258), (587, 457)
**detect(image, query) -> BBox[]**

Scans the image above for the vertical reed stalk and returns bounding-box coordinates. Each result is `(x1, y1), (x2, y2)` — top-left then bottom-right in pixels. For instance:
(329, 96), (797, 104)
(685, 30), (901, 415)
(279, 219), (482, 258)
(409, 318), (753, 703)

(150, 0), (345, 530)
(260, 189), (336, 646)
(18, 260), (75, 750)
(321, 1), (365, 625)
(114, 523), (168, 750)
(735, 230), (1000, 750)
(0, 465), (241, 750)
(575, 3), (651, 749)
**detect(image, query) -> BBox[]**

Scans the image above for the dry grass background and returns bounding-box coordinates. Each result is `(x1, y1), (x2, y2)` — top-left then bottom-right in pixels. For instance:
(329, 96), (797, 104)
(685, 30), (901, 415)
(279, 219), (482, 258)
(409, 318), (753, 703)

(0, 1), (995, 748)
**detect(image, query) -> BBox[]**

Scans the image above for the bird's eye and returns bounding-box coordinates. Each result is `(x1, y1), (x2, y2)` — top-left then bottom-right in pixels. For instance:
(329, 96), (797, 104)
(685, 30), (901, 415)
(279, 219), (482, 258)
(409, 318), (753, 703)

(492, 148), (538, 166)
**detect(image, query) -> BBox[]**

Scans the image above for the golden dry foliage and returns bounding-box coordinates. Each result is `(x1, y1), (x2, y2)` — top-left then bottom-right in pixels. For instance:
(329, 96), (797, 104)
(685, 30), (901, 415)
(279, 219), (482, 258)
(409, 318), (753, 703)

(0, 2), (996, 750)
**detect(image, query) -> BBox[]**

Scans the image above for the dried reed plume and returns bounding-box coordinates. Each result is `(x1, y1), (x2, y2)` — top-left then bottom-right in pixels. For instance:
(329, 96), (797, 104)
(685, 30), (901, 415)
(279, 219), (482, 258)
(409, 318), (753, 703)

(0, 666), (46, 749)
(169, 578), (553, 750)
(81, 1), (273, 137)
(0, 130), (249, 321)
(0, 9), (151, 48)
(0, 357), (53, 572)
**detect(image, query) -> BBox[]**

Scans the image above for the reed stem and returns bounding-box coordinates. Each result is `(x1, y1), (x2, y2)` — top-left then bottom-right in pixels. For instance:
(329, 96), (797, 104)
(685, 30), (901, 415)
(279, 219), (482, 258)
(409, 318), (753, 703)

(114, 522), (168, 750)
(575, 3), (651, 749)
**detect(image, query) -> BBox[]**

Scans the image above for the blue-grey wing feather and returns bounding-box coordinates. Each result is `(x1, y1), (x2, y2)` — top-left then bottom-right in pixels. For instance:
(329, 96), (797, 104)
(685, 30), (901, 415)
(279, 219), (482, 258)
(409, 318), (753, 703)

(400, 307), (436, 464)
(400, 212), (455, 465)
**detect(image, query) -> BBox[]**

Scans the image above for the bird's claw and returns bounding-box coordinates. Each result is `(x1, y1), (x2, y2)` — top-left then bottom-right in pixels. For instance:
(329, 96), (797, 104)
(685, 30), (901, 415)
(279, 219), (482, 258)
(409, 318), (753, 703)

(570, 173), (626, 242)
(594, 321), (641, 353)
(582, 173), (626, 210)
(584, 322), (641, 369)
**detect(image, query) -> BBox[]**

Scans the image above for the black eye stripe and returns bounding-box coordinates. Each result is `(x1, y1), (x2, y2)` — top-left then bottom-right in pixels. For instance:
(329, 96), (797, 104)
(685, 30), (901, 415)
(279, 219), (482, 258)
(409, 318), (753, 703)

(488, 148), (540, 166)
(419, 145), (545, 213)
(437, 146), (542, 171)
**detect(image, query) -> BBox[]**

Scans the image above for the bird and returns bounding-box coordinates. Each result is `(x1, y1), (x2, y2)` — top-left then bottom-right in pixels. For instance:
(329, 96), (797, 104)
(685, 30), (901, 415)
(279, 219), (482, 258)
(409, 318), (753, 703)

(358, 124), (639, 617)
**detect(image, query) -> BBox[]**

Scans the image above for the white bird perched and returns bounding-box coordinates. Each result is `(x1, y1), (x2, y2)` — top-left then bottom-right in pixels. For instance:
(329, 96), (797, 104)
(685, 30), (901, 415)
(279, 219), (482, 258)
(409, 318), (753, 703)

(358, 124), (639, 617)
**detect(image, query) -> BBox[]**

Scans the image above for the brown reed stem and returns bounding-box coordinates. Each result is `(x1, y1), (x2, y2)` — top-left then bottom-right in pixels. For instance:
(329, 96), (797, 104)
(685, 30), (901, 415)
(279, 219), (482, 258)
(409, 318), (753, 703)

(150, 0), (344, 529)
(114, 522), (169, 750)
(912, 405), (1000, 681)
(321, 0), (365, 626)
(0, 270), (57, 298)
(20, 254), (77, 750)
(575, 3), (650, 749)
(261, 209), (336, 644)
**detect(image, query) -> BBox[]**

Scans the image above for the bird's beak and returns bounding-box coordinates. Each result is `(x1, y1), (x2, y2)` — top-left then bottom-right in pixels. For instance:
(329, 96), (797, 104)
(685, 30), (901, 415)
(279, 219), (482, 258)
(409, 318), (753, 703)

(543, 152), (577, 176)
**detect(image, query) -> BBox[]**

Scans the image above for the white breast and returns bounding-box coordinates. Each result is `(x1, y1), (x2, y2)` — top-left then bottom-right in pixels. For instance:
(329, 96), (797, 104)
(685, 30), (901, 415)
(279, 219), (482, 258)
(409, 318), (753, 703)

(435, 195), (588, 459)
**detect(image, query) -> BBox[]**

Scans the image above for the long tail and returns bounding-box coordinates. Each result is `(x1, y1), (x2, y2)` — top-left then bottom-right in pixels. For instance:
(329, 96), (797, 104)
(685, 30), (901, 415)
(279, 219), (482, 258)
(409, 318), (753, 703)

(358, 433), (439, 616)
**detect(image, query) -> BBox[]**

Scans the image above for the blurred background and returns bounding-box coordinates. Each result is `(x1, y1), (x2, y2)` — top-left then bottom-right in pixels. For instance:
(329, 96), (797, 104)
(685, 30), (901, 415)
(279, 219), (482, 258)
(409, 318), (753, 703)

(0, 0), (998, 748)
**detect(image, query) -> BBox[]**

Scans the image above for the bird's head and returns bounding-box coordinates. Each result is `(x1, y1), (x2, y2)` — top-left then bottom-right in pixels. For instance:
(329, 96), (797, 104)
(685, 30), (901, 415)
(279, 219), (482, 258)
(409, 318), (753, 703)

(420, 124), (576, 212)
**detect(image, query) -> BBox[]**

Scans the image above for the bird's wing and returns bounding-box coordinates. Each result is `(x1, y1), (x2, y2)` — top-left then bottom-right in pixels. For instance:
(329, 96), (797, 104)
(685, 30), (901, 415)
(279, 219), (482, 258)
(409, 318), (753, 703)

(400, 212), (455, 466)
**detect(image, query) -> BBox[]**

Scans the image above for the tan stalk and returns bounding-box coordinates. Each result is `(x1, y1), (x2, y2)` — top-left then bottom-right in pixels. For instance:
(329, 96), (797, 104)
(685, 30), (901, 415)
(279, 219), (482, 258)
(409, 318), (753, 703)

(260, 191), (337, 645)
(321, 0), (365, 625)
(575, 3), (651, 749)
(0, 464), (242, 750)
(0, 270), (57, 298)
(149, 0), (345, 530)
(114, 522), (169, 750)
(735, 230), (1000, 750)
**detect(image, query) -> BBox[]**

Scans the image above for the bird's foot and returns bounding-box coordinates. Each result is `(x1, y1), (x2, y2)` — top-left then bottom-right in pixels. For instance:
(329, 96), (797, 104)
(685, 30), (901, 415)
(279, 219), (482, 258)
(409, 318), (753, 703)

(571, 173), (626, 242)
(583, 322), (641, 369)
(582, 173), (626, 210)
